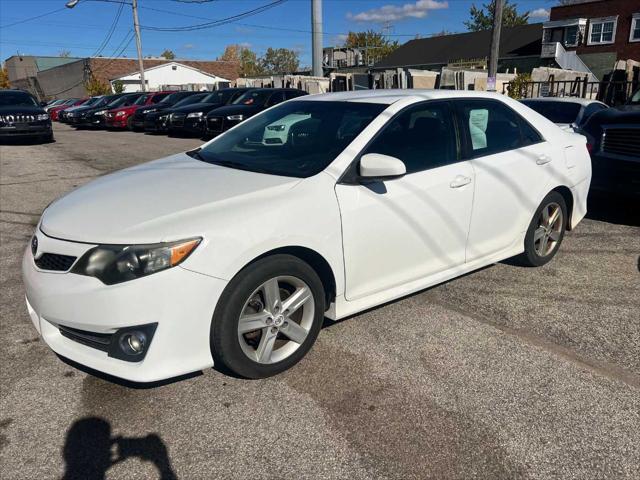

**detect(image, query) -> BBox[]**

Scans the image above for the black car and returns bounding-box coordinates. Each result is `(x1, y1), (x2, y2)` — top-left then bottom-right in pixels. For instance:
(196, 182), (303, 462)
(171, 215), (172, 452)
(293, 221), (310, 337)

(0, 90), (53, 143)
(134, 91), (204, 132)
(168, 88), (253, 136)
(73, 93), (143, 128)
(578, 108), (640, 198)
(59, 96), (101, 122)
(204, 88), (307, 137)
(142, 92), (209, 134)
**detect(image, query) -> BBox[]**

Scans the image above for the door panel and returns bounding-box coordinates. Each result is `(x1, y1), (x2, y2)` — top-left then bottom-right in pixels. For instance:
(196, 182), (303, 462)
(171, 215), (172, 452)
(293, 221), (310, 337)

(336, 161), (474, 301)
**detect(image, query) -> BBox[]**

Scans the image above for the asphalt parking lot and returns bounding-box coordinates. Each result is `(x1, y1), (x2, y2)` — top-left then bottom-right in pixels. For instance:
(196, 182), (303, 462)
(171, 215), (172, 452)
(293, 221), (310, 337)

(1, 123), (639, 479)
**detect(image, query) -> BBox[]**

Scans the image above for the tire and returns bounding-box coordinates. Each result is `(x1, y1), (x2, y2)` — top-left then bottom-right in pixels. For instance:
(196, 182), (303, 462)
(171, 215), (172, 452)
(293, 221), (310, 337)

(516, 191), (568, 267)
(211, 254), (325, 379)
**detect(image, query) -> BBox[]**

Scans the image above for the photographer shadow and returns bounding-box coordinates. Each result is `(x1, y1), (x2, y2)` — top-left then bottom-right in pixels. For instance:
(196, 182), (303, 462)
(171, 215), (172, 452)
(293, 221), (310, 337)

(61, 417), (176, 480)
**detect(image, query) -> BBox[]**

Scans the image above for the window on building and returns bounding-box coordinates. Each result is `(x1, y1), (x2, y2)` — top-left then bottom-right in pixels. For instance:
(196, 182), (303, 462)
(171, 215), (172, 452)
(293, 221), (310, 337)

(564, 25), (579, 46)
(630, 13), (640, 42)
(588, 17), (617, 45)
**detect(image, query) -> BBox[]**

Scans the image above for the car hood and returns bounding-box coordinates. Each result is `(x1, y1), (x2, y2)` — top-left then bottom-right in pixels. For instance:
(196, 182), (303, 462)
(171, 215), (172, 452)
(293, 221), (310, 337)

(206, 104), (260, 117)
(41, 152), (301, 244)
(0, 105), (46, 115)
(172, 102), (224, 114)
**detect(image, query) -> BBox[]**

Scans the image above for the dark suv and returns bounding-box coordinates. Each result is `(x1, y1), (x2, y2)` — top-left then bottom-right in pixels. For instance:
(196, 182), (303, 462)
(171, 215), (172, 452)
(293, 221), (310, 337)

(168, 88), (253, 136)
(0, 90), (53, 143)
(579, 108), (640, 198)
(204, 88), (307, 137)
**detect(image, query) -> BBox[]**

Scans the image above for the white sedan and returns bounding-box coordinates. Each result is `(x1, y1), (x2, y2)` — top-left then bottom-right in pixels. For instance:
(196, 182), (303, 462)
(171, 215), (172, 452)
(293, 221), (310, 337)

(22, 90), (591, 382)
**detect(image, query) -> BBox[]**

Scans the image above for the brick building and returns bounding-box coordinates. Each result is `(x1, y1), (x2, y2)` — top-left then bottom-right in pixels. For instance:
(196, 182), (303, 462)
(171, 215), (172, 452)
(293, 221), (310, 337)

(542, 0), (640, 80)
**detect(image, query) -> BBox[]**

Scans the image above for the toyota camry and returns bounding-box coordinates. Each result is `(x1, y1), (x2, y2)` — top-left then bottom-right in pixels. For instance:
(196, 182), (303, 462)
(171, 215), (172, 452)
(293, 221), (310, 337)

(22, 90), (591, 382)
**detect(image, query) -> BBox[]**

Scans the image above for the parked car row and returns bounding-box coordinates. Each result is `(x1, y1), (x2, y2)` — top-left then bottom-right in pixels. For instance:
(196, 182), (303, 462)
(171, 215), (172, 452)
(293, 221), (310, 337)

(54, 87), (308, 139)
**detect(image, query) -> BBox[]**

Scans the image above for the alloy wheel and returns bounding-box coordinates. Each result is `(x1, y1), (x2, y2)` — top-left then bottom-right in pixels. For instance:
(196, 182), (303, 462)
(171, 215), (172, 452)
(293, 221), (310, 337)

(237, 276), (314, 364)
(534, 202), (563, 257)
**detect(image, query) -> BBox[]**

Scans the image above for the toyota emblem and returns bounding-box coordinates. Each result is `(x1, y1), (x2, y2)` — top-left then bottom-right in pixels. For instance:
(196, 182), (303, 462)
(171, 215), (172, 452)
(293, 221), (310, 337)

(31, 236), (38, 256)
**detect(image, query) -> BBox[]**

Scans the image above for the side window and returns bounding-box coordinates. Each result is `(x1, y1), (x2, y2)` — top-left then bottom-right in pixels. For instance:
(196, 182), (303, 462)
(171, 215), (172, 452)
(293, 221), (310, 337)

(267, 92), (286, 106)
(286, 90), (306, 100)
(363, 102), (457, 174)
(456, 100), (536, 157)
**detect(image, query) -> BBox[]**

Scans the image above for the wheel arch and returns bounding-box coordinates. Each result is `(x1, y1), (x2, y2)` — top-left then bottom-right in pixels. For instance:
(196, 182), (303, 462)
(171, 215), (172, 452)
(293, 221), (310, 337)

(243, 246), (337, 310)
(550, 185), (574, 230)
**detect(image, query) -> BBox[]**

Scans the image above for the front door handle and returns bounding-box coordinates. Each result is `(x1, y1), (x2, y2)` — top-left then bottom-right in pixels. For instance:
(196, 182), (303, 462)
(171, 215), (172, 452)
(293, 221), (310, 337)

(450, 175), (472, 188)
(536, 154), (552, 165)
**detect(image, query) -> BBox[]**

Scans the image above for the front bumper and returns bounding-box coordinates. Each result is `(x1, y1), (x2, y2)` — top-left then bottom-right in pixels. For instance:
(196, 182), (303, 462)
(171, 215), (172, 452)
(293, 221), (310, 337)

(22, 229), (226, 383)
(0, 123), (52, 138)
(169, 116), (206, 136)
(106, 115), (129, 129)
(590, 154), (640, 197)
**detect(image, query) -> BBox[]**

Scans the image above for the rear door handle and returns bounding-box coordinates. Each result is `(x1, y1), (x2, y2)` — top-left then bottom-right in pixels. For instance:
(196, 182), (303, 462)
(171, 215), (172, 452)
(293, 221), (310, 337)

(536, 154), (552, 165)
(450, 175), (472, 188)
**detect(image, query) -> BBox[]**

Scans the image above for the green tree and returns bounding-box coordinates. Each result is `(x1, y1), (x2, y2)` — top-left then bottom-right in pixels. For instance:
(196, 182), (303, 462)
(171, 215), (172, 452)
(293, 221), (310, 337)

(112, 79), (125, 94)
(345, 30), (399, 65)
(239, 47), (265, 76)
(160, 49), (176, 60)
(464, 1), (529, 32)
(0, 63), (10, 89)
(260, 48), (300, 74)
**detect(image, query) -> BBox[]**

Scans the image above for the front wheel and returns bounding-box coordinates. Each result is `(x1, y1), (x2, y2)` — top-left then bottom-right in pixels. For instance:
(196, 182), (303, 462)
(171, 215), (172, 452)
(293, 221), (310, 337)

(516, 191), (567, 267)
(211, 254), (325, 378)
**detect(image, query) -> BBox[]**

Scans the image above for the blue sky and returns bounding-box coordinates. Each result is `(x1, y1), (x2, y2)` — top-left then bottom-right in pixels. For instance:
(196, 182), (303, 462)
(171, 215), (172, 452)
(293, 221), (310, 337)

(1, 0), (558, 66)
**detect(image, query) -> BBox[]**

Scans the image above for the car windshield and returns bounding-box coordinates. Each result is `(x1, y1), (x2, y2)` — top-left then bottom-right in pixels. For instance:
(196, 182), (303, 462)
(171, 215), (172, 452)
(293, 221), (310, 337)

(201, 90), (235, 104)
(0, 92), (39, 107)
(83, 97), (102, 107)
(522, 100), (581, 124)
(193, 100), (386, 178)
(232, 90), (271, 106)
(107, 95), (137, 108)
(158, 92), (190, 104)
(173, 93), (208, 107)
(134, 94), (150, 106)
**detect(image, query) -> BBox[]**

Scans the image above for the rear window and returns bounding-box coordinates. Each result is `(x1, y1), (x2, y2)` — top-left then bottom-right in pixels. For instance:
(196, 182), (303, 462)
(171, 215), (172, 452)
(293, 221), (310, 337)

(521, 100), (581, 124)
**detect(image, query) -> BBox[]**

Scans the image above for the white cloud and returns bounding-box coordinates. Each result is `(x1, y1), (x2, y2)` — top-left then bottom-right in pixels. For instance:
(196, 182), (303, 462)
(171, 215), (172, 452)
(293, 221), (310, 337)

(333, 34), (348, 45)
(529, 8), (550, 19)
(238, 42), (252, 49)
(347, 0), (448, 23)
(182, 43), (195, 50)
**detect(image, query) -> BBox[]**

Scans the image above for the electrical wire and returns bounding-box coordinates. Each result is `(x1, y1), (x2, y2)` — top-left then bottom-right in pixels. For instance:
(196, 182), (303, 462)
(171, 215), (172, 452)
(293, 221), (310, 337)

(0, 7), (68, 29)
(141, 0), (287, 32)
(91, 1), (125, 57)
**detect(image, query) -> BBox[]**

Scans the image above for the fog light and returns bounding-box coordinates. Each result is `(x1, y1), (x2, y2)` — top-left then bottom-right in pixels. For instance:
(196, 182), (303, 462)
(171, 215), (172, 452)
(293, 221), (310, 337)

(107, 323), (157, 362)
(120, 332), (146, 355)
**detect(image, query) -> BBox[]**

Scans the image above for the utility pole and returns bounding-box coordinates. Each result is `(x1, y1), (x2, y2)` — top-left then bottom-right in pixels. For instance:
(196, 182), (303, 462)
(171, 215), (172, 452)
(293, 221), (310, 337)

(131, 0), (146, 92)
(487, 0), (504, 91)
(311, 0), (323, 77)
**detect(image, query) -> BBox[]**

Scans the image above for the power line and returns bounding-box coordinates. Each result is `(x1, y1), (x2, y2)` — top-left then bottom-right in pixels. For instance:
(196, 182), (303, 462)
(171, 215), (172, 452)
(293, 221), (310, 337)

(91, 1), (125, 57)
(0, 7), (67, 29)
(141, 0), (288, 32)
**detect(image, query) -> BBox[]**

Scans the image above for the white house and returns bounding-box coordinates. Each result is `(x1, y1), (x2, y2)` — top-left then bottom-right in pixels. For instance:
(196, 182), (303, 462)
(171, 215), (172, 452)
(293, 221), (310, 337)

(110, 62), (230, 92)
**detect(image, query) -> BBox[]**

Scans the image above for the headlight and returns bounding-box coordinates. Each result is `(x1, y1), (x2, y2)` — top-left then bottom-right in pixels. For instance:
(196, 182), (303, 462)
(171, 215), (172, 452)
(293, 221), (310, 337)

(226, 114), (244, 121)
(115, 111), (126, 117)
(266, 124), (285, 132)
(144, 108), (156, 114)
(36, 113), (50, 121)
(71, 238), (201, 285)
(187, 112), (203, 118)
(94, 110), (107, 116)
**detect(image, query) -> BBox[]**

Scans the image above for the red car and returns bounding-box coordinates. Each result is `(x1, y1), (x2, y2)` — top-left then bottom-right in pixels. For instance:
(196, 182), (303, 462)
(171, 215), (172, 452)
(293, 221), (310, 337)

(105, 91), (175, 129)
(49, 98), (86, 121)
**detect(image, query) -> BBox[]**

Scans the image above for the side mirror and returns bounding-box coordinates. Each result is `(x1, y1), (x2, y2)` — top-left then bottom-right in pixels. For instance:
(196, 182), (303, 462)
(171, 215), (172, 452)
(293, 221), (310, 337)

(359, 153), (406, 181)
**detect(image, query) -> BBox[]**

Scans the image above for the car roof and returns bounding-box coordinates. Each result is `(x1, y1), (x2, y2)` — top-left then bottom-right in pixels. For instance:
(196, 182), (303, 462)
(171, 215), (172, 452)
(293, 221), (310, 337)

(521, 97), (606, 107)
(297, 89), (528, 105)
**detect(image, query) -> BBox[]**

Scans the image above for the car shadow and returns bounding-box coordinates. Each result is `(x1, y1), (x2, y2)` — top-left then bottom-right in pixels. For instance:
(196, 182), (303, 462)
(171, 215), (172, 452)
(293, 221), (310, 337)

(586, 192), (640, 227)
(61, 416), (177, 480)
(0, 136), (54, 146)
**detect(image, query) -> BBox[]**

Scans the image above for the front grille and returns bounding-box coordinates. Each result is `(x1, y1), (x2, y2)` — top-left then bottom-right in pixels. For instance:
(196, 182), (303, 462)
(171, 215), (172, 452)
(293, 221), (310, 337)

(602, 127), (640, 158)
(0, 114), (36, 123)
(206, 116), (223, 132)
(59, 324), (112, 352)
(34, 253), (77, 271)
(171, 113), (185, 126)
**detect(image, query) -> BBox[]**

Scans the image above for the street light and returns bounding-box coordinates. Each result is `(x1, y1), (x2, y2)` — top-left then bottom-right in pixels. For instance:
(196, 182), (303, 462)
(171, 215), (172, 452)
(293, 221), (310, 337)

(65, 0), (146, 92)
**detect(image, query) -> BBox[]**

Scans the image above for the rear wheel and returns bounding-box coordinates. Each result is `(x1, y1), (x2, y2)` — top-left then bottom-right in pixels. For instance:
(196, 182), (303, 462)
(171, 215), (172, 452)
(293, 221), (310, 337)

(516, 191), (567, 267)
(211, 254), (325, 378)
